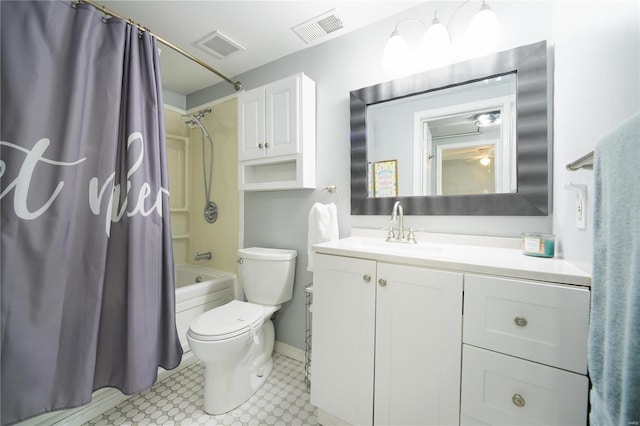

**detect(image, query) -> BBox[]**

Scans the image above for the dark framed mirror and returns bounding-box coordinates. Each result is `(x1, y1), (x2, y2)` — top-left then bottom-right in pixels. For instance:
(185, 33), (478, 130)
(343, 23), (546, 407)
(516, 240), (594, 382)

(350, 40), (549, 215)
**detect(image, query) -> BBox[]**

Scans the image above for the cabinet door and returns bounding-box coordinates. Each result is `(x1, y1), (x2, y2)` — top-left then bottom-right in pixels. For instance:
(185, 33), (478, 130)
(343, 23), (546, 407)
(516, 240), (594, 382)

(374, 263), (463, 426)
(238, 86), (266, 161)
(311, 254), (376, 425)
(264, 75), (300, 158)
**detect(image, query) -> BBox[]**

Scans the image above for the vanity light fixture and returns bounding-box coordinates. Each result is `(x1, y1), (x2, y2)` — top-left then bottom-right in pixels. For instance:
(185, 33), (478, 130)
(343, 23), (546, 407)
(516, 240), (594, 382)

(466, 0), (501, 57)
(480, 154), (491, 166)
(381, 24), (412, 71)
(421, 11), (451, 68)
(382, 1), (500, 73)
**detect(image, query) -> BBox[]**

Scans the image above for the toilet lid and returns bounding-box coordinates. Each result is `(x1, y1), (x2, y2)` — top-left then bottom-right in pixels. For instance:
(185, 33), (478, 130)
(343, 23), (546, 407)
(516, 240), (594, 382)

(188, 300), (265, 341)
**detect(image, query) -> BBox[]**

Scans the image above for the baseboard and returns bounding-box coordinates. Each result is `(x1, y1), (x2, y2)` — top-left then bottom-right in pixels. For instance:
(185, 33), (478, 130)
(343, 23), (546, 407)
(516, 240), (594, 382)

(317, 408), (352, 426)
(19, 352), (197, 426)
(274, 340), (306, 363)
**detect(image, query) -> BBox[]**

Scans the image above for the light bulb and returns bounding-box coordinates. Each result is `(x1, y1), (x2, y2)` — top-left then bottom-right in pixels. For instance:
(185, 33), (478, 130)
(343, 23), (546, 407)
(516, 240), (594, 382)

(382, 29), (410, 72)
(421, 12), (451, 69)
(480, 155), (491, 166)
(466, 1), (500, 57)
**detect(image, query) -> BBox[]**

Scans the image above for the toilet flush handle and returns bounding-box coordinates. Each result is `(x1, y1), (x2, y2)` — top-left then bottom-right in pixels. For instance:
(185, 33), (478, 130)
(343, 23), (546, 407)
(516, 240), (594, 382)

(247, 320), (260, 346)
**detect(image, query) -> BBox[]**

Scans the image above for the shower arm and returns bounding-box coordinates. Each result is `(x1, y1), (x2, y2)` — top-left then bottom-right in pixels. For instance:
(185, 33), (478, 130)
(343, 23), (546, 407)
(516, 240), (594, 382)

(75, 0), (242, 91)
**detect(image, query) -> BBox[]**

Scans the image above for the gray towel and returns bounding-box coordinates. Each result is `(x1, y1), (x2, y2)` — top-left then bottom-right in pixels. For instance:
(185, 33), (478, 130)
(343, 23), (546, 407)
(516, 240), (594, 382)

(589, 112), (640, 425)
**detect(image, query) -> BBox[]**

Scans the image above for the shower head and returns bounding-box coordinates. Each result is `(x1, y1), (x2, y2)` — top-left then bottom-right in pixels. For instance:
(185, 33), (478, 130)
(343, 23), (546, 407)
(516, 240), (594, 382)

(181, 114), (198, 128)
(182, 108), (212, 124)
(194, 108), (212, 119)
(181, 112), (211, 139)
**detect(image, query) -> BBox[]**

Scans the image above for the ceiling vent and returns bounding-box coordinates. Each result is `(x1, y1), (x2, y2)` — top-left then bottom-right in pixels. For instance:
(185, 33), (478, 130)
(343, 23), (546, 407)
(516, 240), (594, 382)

(196, 30), (245, 59)
(292, 9), (345, 45)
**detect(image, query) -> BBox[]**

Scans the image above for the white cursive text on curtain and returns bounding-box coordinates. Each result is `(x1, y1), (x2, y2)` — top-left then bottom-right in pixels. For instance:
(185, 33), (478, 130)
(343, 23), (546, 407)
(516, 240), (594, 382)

(0, 132), (169, 237)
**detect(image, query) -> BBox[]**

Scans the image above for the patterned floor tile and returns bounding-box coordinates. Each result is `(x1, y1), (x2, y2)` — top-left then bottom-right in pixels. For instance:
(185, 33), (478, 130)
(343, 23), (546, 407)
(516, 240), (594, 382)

(85, 353), (317, 425)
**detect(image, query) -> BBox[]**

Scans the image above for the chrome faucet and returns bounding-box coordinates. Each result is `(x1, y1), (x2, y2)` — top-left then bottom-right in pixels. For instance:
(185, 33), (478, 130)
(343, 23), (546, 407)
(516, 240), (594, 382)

(194, 251), (212, 261)
(386, 201), (417, 243)
(391, 201), (405, 240)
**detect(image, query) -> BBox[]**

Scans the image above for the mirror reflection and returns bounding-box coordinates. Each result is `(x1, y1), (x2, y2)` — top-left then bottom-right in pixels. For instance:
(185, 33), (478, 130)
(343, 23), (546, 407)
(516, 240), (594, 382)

(350, 40), (549, 216)
(366, 73), (516, 197)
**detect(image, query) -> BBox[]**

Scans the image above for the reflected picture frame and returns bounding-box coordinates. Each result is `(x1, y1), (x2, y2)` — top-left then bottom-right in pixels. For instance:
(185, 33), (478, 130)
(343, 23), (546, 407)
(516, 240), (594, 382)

(373, 160), (398, 197)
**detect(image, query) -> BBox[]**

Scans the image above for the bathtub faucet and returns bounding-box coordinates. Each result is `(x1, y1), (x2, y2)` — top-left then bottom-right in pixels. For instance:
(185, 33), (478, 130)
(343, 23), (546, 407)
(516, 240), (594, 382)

(194, 251), (212, 261)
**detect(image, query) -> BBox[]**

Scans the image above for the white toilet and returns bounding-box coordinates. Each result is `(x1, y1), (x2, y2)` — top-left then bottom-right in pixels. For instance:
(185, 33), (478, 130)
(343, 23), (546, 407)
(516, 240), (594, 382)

(186, 247), (297, 415)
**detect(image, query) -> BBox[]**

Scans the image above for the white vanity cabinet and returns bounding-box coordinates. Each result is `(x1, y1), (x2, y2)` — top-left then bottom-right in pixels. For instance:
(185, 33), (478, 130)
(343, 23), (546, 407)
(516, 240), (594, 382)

(237, 72), (316, 190)
(311, 253), (464, 426)
(460, 275), (591, 425)
(311, 235), (592, 426)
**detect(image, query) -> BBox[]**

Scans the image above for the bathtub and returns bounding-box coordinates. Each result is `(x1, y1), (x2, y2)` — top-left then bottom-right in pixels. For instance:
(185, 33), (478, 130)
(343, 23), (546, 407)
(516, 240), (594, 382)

(175, 264), (236, 352)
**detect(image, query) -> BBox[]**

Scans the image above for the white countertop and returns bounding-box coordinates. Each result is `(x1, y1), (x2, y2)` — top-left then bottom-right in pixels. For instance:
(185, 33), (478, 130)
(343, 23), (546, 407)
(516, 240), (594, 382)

(313, 233), (591, 287)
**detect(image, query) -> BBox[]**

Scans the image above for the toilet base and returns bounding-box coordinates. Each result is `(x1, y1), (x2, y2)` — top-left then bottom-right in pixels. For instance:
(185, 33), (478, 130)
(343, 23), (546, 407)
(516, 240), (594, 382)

(197, 319), (275, 415)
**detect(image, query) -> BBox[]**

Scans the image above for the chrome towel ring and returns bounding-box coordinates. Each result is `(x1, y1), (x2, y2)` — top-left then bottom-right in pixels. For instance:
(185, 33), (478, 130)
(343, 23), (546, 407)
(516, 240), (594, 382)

(315, 185), (338, 204)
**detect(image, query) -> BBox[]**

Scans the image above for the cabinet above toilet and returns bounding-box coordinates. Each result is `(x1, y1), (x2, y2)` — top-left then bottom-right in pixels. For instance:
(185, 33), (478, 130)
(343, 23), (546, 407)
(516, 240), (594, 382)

(237, 73), (316, 191)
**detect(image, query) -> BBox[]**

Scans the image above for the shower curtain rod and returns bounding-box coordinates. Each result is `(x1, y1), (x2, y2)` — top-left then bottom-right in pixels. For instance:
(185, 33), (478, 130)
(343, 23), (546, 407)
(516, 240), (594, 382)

(75, 0), (242, 91)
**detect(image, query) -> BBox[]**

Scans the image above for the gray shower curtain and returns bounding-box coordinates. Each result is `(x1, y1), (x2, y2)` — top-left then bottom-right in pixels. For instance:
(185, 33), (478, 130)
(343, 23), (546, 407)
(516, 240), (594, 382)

(0, 1), (183, 424)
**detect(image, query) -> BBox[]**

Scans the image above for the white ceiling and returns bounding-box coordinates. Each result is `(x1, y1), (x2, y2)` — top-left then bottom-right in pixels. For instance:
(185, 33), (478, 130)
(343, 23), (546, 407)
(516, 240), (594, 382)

(101, 1), (423, 95)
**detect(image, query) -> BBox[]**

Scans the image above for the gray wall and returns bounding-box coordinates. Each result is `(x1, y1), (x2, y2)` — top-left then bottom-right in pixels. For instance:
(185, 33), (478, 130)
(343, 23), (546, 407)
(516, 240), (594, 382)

(551, 1), (639, 274)
(187, 1), (640, 350)
(163, 88), (186, 111)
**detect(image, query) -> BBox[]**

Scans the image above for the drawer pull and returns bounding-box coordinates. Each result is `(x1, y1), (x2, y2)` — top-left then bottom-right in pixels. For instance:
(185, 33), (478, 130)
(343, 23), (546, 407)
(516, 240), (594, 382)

(514, 316), (528, 327)
(378, 278), (387, 287)
(512, 393), (526, 407)
(363, 274), (372, 283)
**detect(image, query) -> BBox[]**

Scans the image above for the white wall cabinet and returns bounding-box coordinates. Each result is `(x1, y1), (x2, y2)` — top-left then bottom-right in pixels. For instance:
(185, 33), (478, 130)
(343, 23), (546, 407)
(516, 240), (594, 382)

(311, 253), (463, 426)
(237, 73), (315, 190)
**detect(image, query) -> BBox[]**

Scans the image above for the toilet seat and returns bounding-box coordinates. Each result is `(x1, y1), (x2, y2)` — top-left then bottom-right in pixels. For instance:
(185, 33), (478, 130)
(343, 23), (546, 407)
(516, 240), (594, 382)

(188, 300), (265, 341)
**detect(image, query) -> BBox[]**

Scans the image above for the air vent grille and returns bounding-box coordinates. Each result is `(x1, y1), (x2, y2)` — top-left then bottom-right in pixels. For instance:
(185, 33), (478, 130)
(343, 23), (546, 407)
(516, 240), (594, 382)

(292, 9), (345, 45)
(197, 30), (245, 59)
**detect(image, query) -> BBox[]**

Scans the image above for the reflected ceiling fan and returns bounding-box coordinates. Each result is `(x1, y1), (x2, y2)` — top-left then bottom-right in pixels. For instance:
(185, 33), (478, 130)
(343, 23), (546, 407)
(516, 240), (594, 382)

(463, 147), (494, 166)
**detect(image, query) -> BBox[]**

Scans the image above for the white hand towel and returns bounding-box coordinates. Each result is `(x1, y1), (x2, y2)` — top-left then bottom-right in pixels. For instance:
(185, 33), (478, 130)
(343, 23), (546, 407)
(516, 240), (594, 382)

(307, 202), (339, 271)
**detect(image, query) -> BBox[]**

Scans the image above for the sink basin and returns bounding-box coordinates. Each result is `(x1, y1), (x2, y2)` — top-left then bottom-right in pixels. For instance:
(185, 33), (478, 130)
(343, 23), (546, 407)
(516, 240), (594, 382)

(335, 237), (445, 257)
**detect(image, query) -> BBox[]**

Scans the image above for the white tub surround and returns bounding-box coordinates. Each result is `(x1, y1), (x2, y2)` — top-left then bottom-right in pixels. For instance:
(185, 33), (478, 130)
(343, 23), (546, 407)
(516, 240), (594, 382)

(310, 233), (590, 426)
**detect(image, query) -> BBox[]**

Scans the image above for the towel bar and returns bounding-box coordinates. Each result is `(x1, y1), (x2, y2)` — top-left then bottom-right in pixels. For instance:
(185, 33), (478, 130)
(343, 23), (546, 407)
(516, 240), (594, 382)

(566, 151), (594, 171)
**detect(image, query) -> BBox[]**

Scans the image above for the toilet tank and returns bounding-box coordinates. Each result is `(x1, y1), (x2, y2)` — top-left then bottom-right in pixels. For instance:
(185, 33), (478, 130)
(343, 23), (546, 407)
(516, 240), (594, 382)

(238, 247), (297, 305)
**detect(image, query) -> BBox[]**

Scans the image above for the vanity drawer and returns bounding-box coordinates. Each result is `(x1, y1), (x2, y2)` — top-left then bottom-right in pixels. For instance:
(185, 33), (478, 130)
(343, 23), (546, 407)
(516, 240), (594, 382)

(460, 345), (588, 426)
(463, 274), (590, 374)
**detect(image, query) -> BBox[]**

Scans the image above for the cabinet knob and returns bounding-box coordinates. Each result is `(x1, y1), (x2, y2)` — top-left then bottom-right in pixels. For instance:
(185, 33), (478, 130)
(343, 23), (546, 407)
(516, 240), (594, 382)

(265, 142), (270, 148)
(514, 316), (528, 327)
(512, 393), (526, 407)
(363, 274), (371, 283)
(258, 143), (264, 149)
(378, 278), (387, 287)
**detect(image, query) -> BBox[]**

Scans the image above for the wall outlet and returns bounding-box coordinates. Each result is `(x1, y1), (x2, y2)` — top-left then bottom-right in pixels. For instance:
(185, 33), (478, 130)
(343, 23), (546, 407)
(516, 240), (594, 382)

(576, 193), (586, 230)
(565, 182), (588, 230)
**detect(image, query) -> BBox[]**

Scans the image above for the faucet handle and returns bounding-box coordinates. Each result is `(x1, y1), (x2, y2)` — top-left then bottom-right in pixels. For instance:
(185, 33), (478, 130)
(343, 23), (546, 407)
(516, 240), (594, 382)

(406, 228), (418, 244)
(385, 226), (396, 242)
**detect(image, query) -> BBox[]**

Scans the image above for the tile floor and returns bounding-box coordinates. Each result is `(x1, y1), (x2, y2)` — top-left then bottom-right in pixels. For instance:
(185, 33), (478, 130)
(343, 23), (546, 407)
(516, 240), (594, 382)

(85, 353), (317, 426)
